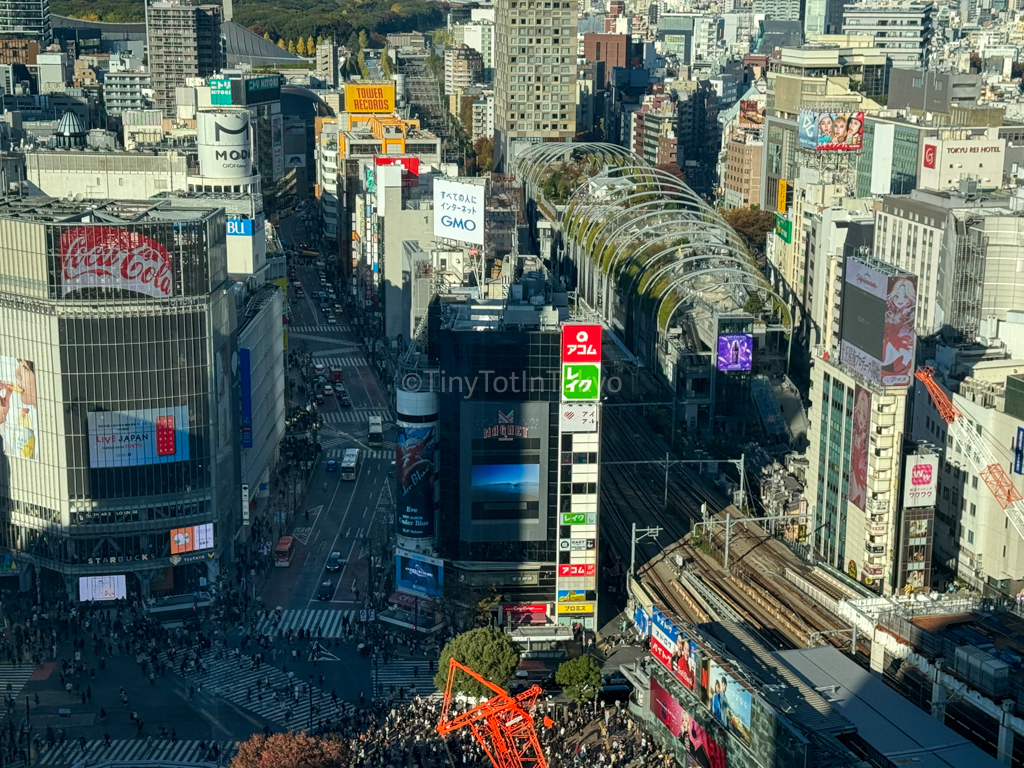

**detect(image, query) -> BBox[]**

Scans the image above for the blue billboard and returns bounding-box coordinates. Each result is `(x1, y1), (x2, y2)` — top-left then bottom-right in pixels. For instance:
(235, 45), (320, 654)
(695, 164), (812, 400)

(395, 550), (443, 597)
(633, 605), (650, 636)
(227, 218), (253, 237)
(240, 348), (252, 448)
(1016, 427), (1024, 475)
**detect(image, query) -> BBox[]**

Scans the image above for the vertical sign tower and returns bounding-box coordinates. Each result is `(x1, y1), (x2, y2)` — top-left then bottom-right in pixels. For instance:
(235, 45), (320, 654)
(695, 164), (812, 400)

(555, 324), (602, 630)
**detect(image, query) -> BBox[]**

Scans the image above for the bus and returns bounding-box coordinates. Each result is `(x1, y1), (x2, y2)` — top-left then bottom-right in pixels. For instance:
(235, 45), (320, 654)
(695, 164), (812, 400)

(340, 448), (361, 481)
(274, 536), (295, 567)
(368, 416), (383, 448)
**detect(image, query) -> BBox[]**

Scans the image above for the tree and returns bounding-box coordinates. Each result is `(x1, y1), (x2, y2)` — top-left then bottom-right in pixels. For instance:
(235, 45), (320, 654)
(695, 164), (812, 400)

(296, 37), (307, 56)
(556, 655), (603, 704)
(231, 733), (350, 768)
(277, 38), (286, 49)
(357, 50), (370, 78)
(381, 47), (394, 77)
(433, 628), (520, 699)
(473, 137), (493, 174)
(263, 32), (271, 40)
(358, 30), (369, 50)
(722, 208), (775, 262)
(306, 35), (316, 54)
(431, 29), (451, 46)
(287, 39), (297, 54)
(316, 34), (325, 46)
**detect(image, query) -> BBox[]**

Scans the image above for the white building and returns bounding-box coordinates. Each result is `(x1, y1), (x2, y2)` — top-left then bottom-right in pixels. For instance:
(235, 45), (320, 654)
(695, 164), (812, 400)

(24, 149), (190, 199)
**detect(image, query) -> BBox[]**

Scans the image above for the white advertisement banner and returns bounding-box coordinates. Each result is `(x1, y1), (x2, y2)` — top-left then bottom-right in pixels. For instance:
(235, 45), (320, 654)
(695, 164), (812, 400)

(433, 179), (485, 246)
(79, 575), (126, 602)
(903, 455), (938, 508)
(559, 404), (598, 433)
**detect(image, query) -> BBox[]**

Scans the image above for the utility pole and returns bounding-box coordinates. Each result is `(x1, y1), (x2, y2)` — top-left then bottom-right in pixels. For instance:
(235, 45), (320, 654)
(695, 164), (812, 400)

(628, 523), (662, 599)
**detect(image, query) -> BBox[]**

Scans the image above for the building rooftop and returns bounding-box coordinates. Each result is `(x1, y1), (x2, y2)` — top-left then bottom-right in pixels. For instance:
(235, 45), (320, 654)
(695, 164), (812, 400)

(774, 646), (1003, 768)
(0, 197), (217, 223)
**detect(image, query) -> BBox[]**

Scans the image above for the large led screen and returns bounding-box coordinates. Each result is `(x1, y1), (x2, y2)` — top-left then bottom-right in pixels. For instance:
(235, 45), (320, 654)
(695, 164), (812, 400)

(849, 385), (871, 512)
(88, 406), (190, 468)
(0, 356), (38, 461)
(79, 575), (126, 602)
(396, 425), (436, 539)
(840, 257), (917, 387)
(716, 334), (753, 372)
(395, 550), (443, 597)
(170, 523), (214, 554)
(460, 402), (549, 542)
(706, 660), (752, 743)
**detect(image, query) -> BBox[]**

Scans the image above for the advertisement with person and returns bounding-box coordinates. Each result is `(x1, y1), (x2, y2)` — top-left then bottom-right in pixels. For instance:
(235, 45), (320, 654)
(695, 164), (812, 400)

(674, 639), (699, 691)
(716, 334), (753, 372)
(397, 425), (436, 538)
(0, 356), (38, 462)
(650, 678), (684, 737)
(680, 707), (726, 768)
(849, 385), (871, 512)
(815, 111), (864, 151)
(881, 275), (917, 386)
(738, 100), (764, 128)
(706, 661), (752, 743)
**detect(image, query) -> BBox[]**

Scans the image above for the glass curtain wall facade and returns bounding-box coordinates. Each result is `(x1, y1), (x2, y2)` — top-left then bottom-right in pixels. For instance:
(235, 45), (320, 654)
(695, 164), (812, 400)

(0, 201), (238, 602)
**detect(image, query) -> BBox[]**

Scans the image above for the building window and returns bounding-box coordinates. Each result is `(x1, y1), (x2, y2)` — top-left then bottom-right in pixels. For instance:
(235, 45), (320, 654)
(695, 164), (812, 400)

(967, 530), (974, 545)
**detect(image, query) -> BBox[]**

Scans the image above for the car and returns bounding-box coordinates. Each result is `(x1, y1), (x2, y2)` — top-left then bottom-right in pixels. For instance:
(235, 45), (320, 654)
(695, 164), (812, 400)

(326, 551), (342, 571)
(339, 395), (351, 407)
(316, 393), (325, 404)
(334, 304), (343, 314)
(327, 316), (337, 325)
(317, 580), (334, 601)
(326, 460), (337, 472)
(324, 384), (334, 396)
(314, 363), (325, 374)
(335, 387), (346, 398)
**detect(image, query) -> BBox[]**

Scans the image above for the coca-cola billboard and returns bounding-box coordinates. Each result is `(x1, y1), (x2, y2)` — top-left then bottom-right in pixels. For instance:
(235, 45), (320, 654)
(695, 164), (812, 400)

(60, 226), (174, 299)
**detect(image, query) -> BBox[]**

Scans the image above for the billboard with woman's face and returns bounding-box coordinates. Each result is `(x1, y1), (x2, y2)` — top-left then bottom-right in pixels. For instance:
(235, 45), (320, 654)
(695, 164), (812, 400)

(0, 356), (38, 461)
(799, 110), (865, 151)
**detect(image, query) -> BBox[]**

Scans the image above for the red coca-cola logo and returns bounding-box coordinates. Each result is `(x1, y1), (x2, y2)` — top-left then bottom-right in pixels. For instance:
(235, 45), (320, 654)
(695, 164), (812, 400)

(60, 226), (174, 298)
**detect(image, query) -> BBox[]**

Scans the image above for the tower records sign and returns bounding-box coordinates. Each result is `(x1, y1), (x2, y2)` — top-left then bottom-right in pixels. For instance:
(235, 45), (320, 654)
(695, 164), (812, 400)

(197, 111), (252, 179)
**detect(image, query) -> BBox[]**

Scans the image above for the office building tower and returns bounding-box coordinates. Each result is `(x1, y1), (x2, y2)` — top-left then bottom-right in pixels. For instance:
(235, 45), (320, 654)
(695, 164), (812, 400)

(146, 0), (224, 117)
(842, 0), (935, 68)
(493, 0), (577, 171)
(0, 198), (240, 603)
(0, 0), (50, 45)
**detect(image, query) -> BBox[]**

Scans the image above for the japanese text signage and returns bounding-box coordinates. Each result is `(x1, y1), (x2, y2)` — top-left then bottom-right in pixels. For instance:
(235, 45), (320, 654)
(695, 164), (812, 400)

(561, 325), (602, 363)
(210, 78), (233, 106)
(562, 364), (601, 401)
(433, 179), (485, 246)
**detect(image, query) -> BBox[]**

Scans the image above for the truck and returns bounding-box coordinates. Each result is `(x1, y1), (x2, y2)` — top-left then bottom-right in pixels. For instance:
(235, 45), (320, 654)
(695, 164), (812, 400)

(331, 366), (343, 383)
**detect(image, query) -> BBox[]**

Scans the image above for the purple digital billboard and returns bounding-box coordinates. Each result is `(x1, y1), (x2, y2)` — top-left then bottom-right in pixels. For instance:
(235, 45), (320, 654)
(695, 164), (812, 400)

(717, 334), (753, 372)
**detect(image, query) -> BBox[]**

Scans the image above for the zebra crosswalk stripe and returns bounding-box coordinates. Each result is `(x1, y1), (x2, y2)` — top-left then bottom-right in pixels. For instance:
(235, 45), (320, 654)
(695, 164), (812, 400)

(320, 410), (390, 424)
(289, 325), (352, 333)
(253, 609), (357, 638)
(326, 448), (391, 459)
(373, 658), (441, 702)
(0, 666), (37, 715)
(37, 739), (238, 766)
(313, 356), (368, 367)
(157, 648), (356, 730)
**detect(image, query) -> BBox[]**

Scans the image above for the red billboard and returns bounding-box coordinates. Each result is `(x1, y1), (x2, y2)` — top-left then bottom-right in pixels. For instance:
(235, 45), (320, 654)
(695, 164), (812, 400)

(923, 144), (937, 169)
(60, 226), (174, 298)
(375, 156), (420, 187)
(650, 679), (726, 768)
(561, 324), (602, 363)
(850, 385), (871, 512)
(558, 564), (595, 577)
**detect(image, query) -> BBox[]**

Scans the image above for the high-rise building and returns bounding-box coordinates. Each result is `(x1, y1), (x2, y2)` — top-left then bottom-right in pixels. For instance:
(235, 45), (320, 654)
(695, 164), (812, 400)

(803, 0), (844, 36)
(146, 0), (224, 117)
(842, 0), (935, 68)
(0, 0), (50, 45)
(0, 198), (240, 602)
(493, 0), (577, 171)
(444, 44), (484, 96)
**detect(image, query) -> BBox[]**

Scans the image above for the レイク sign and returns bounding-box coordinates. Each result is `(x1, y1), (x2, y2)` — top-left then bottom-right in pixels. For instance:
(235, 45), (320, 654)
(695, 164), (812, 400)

(60, 226), (174, 298)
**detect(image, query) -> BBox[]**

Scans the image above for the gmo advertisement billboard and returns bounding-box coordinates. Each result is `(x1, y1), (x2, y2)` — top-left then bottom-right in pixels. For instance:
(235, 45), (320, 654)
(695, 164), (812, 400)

(0, 356), (38, 462)
(395, 549), (443, 597)
(797, 109), (864, 151)
(716, 334), (753, 372)
(396, 425), (436, 539)
(840, 257), (917, 387)
(87, 406), (190, 468)
(433, 179), (485, 246)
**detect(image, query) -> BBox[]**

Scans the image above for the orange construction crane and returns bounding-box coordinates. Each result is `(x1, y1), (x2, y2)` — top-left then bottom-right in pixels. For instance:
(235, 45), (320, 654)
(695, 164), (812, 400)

(436, 658), (553, 768)
(916, 367), (1024, 532)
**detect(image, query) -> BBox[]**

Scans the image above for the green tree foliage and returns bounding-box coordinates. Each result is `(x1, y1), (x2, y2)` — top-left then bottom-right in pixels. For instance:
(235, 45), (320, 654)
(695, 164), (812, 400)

(432, 628), (520, 699)
(555, 655), (603, 704)
(473, 137), (493, 174)
(358, 30), (369, 50)
(316, 34), (325, 45)
(431, 28), (451, 45)
(425, 53), (443, 80)
(722, 207), (776, 263)
(54, 0), (445, 50)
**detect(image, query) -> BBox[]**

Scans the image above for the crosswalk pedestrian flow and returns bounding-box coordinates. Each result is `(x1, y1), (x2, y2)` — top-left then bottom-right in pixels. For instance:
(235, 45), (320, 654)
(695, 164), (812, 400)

(373, 658), (440, 703)
(289, 325), (353, 333)
(0, 666), (37, 716)
(313, 356), (367, 368)
(159, 648), (356, 731)
(37, 739), (238, 767)
(254, 608), (363, 639)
